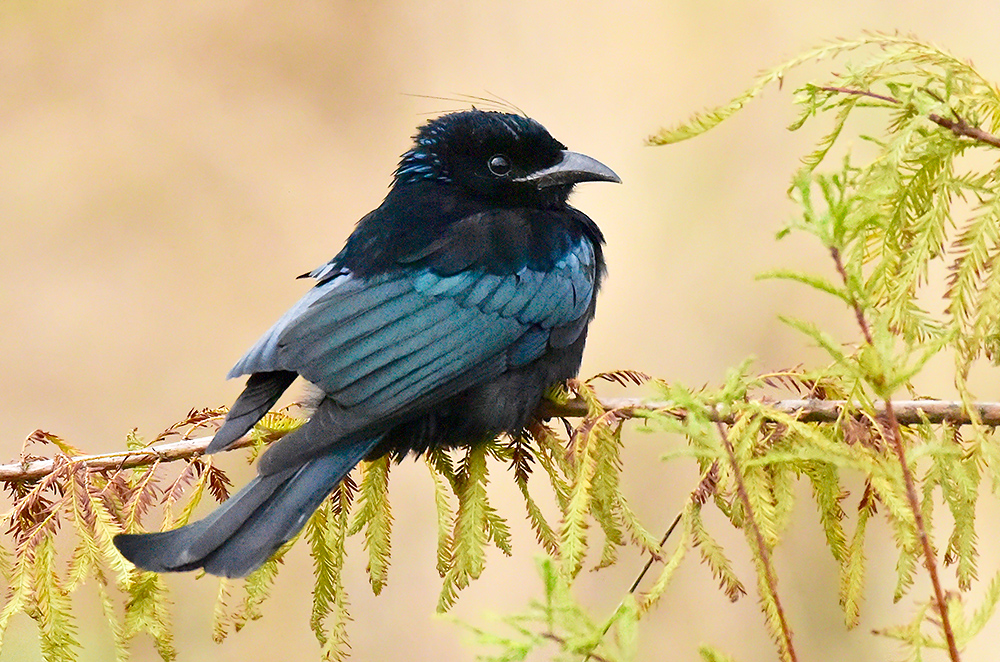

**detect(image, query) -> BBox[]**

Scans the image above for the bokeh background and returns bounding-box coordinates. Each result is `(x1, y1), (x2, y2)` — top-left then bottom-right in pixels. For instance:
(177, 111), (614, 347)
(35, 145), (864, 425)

(4, 1), (1000, 660)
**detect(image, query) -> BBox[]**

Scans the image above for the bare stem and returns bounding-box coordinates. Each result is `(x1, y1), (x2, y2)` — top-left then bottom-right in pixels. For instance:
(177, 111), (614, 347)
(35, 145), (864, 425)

(541, 632), (612, 662)
(882, 400), (962, 661)
(817, 85), (901, 105)
(628, 462), (718, 595)
(628, 511), (683, 595)
(830, 247), (873, 344)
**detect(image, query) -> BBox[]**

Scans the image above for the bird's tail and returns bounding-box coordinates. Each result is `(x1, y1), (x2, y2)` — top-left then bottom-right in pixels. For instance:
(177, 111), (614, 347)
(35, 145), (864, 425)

(114, 435), (378, 578)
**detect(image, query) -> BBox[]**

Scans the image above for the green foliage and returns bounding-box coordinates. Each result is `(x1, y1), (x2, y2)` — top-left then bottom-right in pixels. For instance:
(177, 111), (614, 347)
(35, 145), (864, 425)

(448, 557), (639, 662)
(0, 380), (649, 661)
(645, 30), (1000, 661)
(307, 478), (355, 662)
(348, 455), (393, 594)
(5, 32), (1000, 662)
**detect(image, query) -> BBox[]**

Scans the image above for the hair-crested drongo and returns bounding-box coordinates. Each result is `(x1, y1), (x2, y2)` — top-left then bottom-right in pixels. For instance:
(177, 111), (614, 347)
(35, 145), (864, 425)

(114, 110), (620, 578)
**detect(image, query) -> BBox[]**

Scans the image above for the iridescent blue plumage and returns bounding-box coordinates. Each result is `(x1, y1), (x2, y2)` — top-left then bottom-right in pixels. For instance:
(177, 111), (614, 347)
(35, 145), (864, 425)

(114, 109), (618, 578)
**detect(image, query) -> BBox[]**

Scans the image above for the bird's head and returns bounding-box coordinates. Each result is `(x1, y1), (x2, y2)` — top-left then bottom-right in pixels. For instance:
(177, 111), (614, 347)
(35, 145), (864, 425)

(394, 110), (620, 207)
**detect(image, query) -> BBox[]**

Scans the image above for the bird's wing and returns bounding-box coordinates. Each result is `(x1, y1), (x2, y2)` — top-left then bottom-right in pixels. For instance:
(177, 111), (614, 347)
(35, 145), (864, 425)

(229, 236), (596, 425)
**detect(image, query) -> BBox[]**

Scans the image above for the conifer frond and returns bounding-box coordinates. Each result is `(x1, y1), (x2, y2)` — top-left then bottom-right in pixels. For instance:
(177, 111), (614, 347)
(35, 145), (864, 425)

(120, 461), (162, 532)
(231, 546), (288, 631)
(122, 571), (175, 661)
(211, 579), (234, 643)
(167, 459), (211, 528)
(308, 480), (354, 662)
(348, 456), (392, 594)
(839, 484), (875, 628)
(586, 370), (652, 387)
(689, 504), (746, 602)
(438, 443), (492, 611)
(559, 388), (622, 577)
(449, 557), (639, 662)
(515, 473), (560, 557)
(698, 646), (738, 662)
(426, 450), (458, 575)
(30, 537), (79, 662)
(637, 513), (690, 616)
(968, 568), (1000, 638)
(65, 465), (129, 592)
(648, 34), (894, 145)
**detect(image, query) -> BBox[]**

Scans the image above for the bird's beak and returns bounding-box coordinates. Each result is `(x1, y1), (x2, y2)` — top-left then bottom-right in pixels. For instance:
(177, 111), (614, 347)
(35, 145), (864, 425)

(514, 150), (621, 188)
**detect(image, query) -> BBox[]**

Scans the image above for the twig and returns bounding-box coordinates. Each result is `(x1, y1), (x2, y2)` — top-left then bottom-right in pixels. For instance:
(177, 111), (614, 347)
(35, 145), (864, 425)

(541, 632), (612, 662)
(4, 399), (1000, 484)
(1, 434), (256, 483)
(628, 462), (718, 595)
(817, 85), (1000, 149)
(716, 421), (798, 662)
(830, 247), (873, 344)
(817, 85), (901, 105)
(627, 511), (683, 595)
(584, 464), (717, 662)
(542, 397), (1000, 425)
(829, 248), (962, 662)
(927, 113), (1000, 148)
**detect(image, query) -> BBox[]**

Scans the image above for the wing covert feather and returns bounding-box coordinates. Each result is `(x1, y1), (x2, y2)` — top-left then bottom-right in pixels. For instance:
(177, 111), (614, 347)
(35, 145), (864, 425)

(228, 237), (596, 426)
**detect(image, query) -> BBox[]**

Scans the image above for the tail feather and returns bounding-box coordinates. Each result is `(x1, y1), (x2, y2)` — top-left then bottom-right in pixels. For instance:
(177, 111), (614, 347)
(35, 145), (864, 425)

(206, 371), (297, 454)
(114, 435), (379, 578)
(202, 455), (353, 576)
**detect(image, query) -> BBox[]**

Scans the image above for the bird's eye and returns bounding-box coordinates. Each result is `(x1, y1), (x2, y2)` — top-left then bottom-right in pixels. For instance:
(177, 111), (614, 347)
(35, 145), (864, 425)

(488, 154), (512, 177)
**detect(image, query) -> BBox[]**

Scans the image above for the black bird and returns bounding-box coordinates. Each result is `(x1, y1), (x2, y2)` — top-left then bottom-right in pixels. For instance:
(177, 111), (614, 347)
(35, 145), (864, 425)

(113, 110), (619, 578)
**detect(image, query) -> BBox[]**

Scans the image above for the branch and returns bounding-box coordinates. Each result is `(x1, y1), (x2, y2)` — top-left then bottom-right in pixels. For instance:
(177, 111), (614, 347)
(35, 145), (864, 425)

(1, 433), (257, 483)
(827, 247), (961, 662)
(4, 399), (999, 484)
(817, 85), (1000, 149)
(927, 113), (1000, 148)
(542, 397), (1000, 424)
(717, 421), (798, 662)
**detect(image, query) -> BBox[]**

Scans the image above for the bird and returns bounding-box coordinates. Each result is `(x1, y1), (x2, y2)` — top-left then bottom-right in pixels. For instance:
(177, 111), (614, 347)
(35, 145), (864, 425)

(113, 109), (619, 578)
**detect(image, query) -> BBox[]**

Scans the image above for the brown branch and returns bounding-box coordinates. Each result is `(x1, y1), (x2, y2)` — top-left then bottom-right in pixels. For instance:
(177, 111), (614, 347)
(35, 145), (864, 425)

(817, 85), (1000, 149)
(625, 462), (719, 595)
(628, 510), (683, 595)
(883, 400), (962, 661)
(831, 247), (873, 344)
(585, 464), (718, 662)
(928, 113), (1000, 148)
(542, 397), (1000, 425)
(829, 249), (962, 662)
(4, 399), (1000, 484)
(716, 421), (797, 662)
(1, 433), (257, 483)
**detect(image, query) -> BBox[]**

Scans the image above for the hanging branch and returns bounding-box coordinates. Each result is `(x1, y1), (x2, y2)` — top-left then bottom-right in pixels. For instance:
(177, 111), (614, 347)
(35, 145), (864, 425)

(716, 421), (798, 662)
(828, 245), (962, 662)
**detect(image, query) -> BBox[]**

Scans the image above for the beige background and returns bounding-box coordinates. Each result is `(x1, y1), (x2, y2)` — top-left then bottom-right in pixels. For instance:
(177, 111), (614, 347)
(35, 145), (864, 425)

(3, 2), (1000, 660)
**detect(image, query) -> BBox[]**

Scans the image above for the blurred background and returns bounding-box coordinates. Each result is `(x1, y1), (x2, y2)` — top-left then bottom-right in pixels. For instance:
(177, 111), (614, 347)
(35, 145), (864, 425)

(3, 1), (1000, 660)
